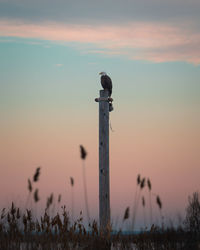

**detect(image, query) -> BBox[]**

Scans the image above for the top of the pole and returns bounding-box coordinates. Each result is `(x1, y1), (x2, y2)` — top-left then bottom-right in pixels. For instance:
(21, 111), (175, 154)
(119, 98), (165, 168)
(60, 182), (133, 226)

(95, 89), (114, 112)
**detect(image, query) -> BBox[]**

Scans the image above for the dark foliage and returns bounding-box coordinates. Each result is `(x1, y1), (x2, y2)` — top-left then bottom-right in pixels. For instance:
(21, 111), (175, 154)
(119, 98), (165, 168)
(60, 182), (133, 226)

(184, 192), (200, 234)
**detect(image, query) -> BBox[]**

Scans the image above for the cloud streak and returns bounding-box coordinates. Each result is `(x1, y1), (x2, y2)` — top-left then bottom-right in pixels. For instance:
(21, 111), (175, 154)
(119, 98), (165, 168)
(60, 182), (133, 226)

(0, 20), (200, 64)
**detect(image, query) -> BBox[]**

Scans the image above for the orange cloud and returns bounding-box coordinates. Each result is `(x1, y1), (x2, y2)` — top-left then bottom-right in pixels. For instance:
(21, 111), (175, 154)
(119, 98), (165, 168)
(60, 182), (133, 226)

(0, 19), (200, 64)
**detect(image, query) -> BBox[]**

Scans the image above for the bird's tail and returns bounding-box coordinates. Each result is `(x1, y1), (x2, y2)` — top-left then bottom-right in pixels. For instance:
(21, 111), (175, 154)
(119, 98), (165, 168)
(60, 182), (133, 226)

(109, 102), (114, 112)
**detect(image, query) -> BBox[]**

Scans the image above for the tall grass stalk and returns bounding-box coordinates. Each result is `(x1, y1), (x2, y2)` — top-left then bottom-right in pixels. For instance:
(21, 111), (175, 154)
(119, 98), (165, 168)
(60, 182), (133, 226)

(25, 179), (32, 208)
(132, 176), (145, 231)
(82, 160), (90, 223)
(132, 189), (141, 230)
(33, 188), (39, 219)
(131, 174), (140, 230)
(142, 196), (146, 229)
(80, 145), (90, 223)
(156, 195), (163, 228)
(147, 178), (153, 226)
(70, 177), (74, 221)
(122, 207), (130, 231)
(57, 194), (61, 214)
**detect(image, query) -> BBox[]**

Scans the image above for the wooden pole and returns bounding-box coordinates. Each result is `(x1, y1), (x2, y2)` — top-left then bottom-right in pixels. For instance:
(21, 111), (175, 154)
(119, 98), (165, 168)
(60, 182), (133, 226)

(98, 89), (110, 232)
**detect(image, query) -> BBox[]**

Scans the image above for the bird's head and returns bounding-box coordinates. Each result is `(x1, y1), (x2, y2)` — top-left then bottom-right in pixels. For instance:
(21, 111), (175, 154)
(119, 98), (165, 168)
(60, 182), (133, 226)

(99, 72), (107, 76)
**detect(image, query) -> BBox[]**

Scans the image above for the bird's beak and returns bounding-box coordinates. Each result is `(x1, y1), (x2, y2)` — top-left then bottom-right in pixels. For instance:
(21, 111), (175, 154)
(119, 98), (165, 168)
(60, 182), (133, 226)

(99, 72), (101, 75)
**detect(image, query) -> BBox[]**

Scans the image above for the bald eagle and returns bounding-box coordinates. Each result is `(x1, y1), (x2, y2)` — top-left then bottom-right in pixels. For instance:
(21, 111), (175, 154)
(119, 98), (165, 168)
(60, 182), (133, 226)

(99, 72), (113, 112)
(99, 72), (112, 97)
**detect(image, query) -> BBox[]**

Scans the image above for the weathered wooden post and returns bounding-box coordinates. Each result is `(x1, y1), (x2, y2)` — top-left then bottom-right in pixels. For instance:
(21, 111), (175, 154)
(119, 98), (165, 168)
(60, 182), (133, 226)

(95, 90), (113, 233)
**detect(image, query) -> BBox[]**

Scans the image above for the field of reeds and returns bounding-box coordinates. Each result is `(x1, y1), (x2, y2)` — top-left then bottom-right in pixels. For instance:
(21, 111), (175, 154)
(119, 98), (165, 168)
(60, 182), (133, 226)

(1, 145), (200, 249)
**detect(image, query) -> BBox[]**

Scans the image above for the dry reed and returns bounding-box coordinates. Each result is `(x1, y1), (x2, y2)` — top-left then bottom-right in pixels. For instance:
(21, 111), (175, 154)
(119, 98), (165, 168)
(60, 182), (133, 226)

(70, 177), (75, 221)
(80, 145), (90, 223)
(0, 170), (199, 249)
(33, 167), (41, 182)
(147, 178), (153, 226)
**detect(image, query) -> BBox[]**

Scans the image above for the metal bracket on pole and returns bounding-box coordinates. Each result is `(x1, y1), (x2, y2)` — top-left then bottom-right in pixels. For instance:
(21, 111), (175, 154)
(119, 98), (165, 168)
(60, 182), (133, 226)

(95, 97), (113, 102)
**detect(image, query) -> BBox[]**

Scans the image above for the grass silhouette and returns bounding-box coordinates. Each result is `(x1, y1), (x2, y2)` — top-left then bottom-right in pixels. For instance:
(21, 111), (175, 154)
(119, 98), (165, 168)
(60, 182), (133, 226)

(0, 150), (200, 249)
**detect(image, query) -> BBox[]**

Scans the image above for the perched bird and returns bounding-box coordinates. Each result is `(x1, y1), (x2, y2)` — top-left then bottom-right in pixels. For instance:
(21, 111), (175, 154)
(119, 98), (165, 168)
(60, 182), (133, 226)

(99, 72), (112, 97)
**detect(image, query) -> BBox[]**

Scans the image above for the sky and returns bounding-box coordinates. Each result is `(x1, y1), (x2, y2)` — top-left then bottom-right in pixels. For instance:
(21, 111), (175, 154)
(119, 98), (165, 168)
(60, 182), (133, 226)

(0, 0), (200, 229)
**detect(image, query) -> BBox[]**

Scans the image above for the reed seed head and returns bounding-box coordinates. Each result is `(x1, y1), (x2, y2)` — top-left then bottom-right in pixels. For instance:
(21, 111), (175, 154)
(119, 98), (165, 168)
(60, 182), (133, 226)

(28, 179), (32, 192)
(140, 178), (146, 189)
(142, 196), (145, 207)
(10, 202), (16, 215)
(58, 194), (61, 203)
(16, 208), (20, 219)
(33, 167), (41, 182)
(123, 207), (130, 220)
(147, 179), (152, 191)
(49, 193), (53, 204)
(34, 189), (39, 202)
(156, 196), (162, 209)
(70, 177), (74, 186)
(46, 193), (53, 209)
(80, 145), (87, 160)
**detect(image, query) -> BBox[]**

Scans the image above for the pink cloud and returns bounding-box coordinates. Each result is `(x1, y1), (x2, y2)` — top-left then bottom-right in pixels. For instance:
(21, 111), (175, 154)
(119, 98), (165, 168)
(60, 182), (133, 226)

(0, 19), (200, 64)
